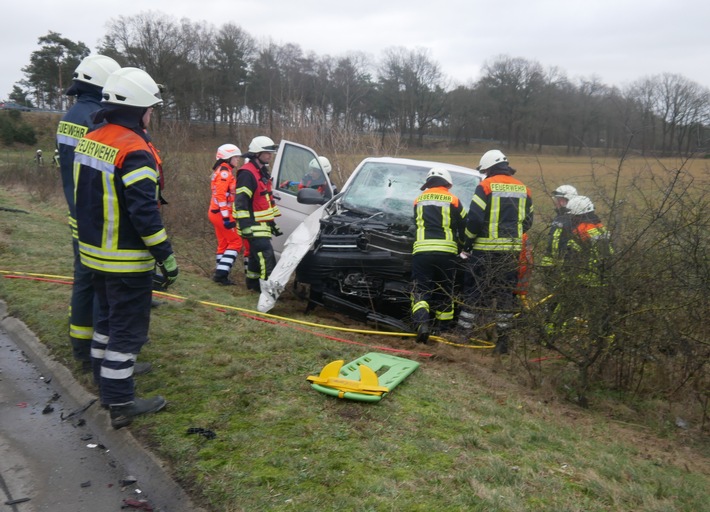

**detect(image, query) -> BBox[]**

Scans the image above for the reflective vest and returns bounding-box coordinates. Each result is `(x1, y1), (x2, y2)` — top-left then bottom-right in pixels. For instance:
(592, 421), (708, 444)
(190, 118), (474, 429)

(73, 123), (173, 274)
(210, 162), (236, 221)
(540, 211), (574, 267)
(465, 171), (533, 252)
(413, 186), (465, 255)
(234, 161), (281, 238)
(56, 91), (103, 238)
(565, 218), (613, 286)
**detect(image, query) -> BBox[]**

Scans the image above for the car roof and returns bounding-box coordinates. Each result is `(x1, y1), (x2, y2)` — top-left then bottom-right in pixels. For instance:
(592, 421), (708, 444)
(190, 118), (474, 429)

(357, 156), (481, 175)
(341, 156), (484, 192)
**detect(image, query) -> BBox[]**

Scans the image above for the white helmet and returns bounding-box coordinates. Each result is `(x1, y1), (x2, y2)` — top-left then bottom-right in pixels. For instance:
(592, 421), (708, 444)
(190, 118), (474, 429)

(552, 184), (578, 200)
(72, 55), (120, 88)
(216, 143), (241, 161)
(477, 150), (508, 172)
(421, 167), (453, 190)
(102, 67), (163, 108)
(247, 136), (279, 154)
(567, 195), (595, 215)
(317, 156), (332, 174)
(309, 156), (332, 174)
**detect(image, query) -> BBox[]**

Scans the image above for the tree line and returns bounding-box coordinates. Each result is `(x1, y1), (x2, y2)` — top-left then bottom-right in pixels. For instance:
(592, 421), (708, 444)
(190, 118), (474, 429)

(12, 11), (710, 156)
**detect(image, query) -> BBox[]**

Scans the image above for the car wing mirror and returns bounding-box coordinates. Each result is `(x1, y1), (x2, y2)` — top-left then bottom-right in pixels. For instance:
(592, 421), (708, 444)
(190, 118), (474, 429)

(297, 188), (328, 205)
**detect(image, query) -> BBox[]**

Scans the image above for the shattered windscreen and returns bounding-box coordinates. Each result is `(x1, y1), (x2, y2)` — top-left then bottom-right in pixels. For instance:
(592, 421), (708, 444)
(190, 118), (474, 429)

(340, 161), (481, 221)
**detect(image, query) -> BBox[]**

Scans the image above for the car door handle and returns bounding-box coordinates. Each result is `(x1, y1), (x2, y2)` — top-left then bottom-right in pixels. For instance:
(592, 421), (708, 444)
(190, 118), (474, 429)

(273, 193), (282, 201)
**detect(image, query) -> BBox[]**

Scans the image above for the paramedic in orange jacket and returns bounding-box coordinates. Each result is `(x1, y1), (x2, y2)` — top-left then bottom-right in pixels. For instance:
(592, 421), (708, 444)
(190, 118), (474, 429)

(209, 143), (243, 285)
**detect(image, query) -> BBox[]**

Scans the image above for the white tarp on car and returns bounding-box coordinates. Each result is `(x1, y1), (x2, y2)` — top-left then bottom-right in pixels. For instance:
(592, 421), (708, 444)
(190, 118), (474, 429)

(257, 205), (326, 312)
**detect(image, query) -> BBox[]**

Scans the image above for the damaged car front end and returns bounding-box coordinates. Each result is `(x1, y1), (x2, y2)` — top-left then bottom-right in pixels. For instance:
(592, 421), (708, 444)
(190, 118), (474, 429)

(295, 157), (484, 332)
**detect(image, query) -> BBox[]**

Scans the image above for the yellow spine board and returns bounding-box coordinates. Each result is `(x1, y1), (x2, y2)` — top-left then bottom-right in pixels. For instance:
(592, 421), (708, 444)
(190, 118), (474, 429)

(307, 360), (389, 396)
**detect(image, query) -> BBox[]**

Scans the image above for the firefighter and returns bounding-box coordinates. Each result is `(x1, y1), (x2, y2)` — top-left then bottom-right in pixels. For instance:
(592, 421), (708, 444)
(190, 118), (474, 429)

(74, 67), (177, 429)
(562, 195), (613, 286)
(458, 150), (533, 354)
(299, 157), (331, 195)
(233, 136), (281, 292)
(545, 195), (614, 339)
(411, 167), (465, 343)
(209, 143), (243, 285)
(56, 54), (121, 371)
(540, 184), (578, 269)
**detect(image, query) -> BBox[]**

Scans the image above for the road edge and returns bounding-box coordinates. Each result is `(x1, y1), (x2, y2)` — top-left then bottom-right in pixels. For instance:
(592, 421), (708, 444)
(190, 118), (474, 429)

(0, 299), (206, 512)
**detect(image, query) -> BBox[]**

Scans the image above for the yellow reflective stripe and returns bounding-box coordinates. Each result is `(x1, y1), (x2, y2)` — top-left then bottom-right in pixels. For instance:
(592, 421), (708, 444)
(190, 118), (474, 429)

(74, 151), (115, 174)
(236, 186), (253, 197)
(443, 206), (452, 242)
(473, 195), (486, 210)
(413, 240), (458, 254)
(79, 242), (153, 260)
(70, 324), (93, 339)
(80, 256), (155, 273)
(142, 228), (168, 247)
(251, 224), (272, 237)
(551, 228), (562, 260)
(435, 308), (454, 321)
(254, 210), (276, 222)
(412, 301), (429, 313)
(471, 238), (522, 251)
(57, 121), (88, 146)
(68, 214), (78, 239)
(256, 251), (267, 279)
(415, 206), (425, 242)
(490, 182), (527, 196)
(489, 196), (500, 239)
(103, 171), (119, 250)
(75, 138), (119, 171)
(123, 166), (157, 187)
(234, 209), (250, 219)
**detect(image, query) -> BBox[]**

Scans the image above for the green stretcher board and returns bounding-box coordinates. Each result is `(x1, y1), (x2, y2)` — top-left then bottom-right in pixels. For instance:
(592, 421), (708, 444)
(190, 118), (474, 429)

(307, 352), (420, 402)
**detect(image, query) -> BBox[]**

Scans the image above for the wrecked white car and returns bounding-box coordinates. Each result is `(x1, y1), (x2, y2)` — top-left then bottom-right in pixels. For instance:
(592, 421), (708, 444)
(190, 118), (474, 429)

(265, 153), (484, 331)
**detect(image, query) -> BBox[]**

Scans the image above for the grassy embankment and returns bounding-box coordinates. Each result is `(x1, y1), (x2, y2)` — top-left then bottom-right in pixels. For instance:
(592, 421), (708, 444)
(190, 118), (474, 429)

(1, 140), (708, 510)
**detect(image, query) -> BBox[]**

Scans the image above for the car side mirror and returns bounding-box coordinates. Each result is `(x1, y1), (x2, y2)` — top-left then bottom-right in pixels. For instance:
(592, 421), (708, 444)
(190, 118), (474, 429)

(297, 187), (327, 205)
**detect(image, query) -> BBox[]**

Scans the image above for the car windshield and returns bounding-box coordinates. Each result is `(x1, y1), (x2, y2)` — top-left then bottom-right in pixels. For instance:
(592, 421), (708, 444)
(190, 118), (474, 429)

(340, 161), (481, 221)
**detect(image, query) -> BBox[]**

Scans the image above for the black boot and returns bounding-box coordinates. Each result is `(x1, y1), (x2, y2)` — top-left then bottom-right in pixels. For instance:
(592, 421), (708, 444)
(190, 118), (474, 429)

(493, 333), (509, 354)
(134, 361), (152, 375)
(212, 272), (234, 286)
(109, 396), (167, 429)
(416, 322), (431, 344)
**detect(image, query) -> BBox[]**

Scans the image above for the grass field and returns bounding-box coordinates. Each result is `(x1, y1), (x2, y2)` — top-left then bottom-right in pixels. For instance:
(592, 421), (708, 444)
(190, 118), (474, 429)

(1, 144), (708, 510)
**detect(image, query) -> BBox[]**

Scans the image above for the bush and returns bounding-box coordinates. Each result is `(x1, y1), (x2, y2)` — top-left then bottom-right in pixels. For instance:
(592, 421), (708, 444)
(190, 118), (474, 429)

(521, 156), (709, 425)
(0, 111), (37, 145)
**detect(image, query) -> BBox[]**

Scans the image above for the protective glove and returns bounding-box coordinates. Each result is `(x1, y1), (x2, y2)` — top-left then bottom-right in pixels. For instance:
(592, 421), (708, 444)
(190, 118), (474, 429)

(157, 254), (179, 286)
(223, 219), (237, 229)
(269, 222), (283, 237)
(240, 226), (254, 239)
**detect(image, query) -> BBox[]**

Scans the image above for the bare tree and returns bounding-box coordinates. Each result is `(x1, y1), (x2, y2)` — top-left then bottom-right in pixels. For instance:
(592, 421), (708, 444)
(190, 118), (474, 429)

(377, 47), (446, 146)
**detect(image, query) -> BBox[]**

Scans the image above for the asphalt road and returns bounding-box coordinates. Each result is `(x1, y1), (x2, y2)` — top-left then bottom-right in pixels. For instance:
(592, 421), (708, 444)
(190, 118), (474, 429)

(0, 301), (202, 512)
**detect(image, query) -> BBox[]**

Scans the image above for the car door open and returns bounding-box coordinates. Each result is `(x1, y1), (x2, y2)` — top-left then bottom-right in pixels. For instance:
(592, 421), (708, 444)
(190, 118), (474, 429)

(270, 140), (334, 257)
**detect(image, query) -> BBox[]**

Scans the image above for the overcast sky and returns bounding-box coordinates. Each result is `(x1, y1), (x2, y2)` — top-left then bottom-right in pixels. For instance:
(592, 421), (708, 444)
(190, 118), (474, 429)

(3, 0), (710, 100)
